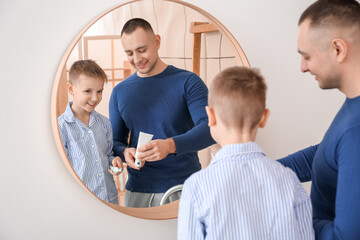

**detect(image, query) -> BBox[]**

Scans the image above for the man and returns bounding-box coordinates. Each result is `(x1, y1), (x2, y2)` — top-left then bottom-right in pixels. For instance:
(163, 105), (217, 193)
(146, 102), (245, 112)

(109, 18), (215, 208)
(278, 0), (360, 239)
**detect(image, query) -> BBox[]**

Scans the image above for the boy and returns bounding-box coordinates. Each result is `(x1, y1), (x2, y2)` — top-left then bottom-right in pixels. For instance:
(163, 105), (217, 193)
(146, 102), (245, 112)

(178, 66), (314, 239)
(58, 59), (123, 205)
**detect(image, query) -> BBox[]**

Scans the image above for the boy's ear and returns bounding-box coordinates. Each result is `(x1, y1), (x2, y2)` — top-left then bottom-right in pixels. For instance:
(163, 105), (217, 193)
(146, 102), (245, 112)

(67, 82), (74, 96)
(205, 106), (216, 127)
(259, 109), (270, 128)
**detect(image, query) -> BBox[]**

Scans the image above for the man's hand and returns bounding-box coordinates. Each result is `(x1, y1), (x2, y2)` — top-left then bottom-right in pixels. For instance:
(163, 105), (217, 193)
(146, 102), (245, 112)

(108, 156), (124, 176)
(123, 147), (144, 170)
(137, 138), (176, 162)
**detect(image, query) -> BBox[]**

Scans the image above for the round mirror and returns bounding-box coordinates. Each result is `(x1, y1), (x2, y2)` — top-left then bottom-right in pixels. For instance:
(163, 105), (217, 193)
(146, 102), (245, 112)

(51, 0), (250, 219)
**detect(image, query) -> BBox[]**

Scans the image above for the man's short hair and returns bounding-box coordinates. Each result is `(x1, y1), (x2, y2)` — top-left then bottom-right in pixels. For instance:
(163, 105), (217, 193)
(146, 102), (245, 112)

(209, 66), (267, 130)
(121, 18), (155, 36)
(299, 0), (360, 31)
(68, 59), (108, 84)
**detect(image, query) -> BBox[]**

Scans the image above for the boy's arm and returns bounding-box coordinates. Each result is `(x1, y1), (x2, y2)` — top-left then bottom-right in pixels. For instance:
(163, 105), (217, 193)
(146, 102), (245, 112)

(292, 171), (315, 239)
(172, 74), (215, 155)
(58, 122), (69, 157)
(314, 128), (360, 239)
(105, 120), (124, 175)
(178, 179), (205, 240)
(105, 119), (115, 165)
(277, 144), (318, 182)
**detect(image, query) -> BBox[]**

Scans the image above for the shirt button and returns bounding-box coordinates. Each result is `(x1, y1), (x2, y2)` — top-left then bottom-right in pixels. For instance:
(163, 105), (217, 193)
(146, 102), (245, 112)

(96, 159), (99, 162)
(99, 173), (102, 177)
(101, 187), (104, 190)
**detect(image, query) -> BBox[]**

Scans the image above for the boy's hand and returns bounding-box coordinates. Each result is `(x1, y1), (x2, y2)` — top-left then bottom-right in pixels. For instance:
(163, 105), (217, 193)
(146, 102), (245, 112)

(137, 138), (176, 162)
(123, 147), (144, 170)
(108, 156), (124, 176)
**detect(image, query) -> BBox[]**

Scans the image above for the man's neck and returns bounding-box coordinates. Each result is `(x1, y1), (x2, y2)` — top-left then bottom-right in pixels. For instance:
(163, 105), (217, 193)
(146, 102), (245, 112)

(137, 59), (168, 78)
(340, 65), (360, 98)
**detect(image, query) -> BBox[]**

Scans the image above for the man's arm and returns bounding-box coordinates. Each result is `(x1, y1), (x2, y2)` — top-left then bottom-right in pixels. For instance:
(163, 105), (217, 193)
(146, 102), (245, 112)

(314, 128), (360, 239)
(178, 179), (205, 240)
(278, 144), (318, 182)
(172, 74), (215, 154)
(109, 90), (128, 160)
(109, 90), (141, 170)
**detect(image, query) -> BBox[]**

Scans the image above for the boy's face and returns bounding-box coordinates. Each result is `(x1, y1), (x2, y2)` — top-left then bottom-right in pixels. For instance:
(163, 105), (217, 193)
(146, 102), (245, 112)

(68, 75), (104, 115)
(121, 27), (160, 77)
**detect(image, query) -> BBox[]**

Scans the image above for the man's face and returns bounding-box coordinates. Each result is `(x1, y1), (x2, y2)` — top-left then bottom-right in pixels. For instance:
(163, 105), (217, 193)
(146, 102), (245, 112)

(297, 19), (340, 90)
(68, 75), (104, 115)
(121, 27), (160, 78)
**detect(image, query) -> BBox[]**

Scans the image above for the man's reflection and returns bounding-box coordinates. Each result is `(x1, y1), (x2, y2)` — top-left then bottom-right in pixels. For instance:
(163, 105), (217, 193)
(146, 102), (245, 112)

(109, 18), (215, 208)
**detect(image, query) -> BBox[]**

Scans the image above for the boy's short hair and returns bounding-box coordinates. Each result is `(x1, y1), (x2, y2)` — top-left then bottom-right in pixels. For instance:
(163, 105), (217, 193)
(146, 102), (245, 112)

(68, 59), (108, 84)
(121, 18), (155, 36)
(209, 66), (267, 130)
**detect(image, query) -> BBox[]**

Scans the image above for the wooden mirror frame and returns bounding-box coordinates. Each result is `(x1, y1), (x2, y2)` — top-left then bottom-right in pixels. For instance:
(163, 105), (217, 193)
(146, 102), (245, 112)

(51, 0), (250, 220)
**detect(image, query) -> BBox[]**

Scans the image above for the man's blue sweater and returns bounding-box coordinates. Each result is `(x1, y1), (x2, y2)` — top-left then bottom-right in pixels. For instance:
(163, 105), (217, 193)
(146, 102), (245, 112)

(109, 65), (215, 193)
(279, 96), (360, 240)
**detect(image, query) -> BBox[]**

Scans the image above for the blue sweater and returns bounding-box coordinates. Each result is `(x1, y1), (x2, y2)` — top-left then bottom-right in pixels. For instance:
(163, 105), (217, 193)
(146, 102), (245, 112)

(279, 96), (360, 240)
(109, 65), (215, 193)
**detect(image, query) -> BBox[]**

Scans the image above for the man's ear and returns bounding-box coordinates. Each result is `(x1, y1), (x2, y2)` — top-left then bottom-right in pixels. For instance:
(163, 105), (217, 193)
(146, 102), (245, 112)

(332, 38), (347, 63)
(67, 82), (74, 96)
(155, 34), (161, 50)
(205, 106), (216, 127)
(259, 109), (270, 128)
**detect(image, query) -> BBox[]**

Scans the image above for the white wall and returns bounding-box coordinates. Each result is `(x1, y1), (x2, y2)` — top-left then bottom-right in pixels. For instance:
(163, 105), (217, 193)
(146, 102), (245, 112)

(0, 0), (344, 239)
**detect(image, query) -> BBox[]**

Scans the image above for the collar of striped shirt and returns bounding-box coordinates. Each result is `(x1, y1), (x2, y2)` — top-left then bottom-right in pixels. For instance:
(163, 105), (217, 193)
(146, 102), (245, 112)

(63, 102), (98, 127)
(211, 142), (265, 164)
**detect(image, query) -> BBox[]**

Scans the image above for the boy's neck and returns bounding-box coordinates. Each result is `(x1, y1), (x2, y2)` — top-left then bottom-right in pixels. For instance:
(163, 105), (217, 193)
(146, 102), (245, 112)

(218, 128), (258, 147)
(71, 105), (91, 126)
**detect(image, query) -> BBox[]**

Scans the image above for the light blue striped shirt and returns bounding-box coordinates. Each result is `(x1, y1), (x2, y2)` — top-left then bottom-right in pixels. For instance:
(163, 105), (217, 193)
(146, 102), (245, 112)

(178, 142), (314, 240)
(58, 102), (118, 204)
